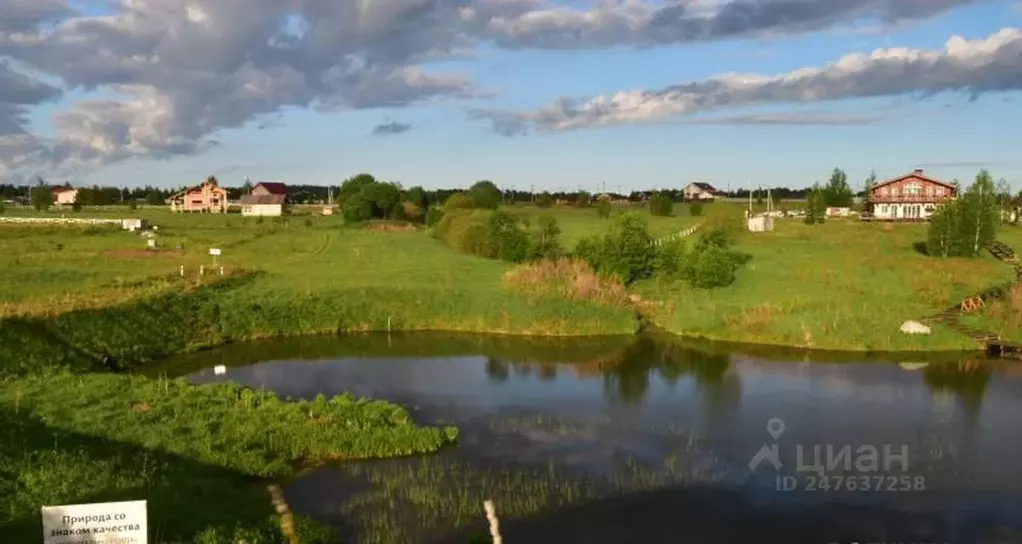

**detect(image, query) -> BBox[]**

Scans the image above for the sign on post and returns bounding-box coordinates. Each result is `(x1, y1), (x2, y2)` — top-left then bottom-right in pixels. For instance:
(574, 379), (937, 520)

(42, 500), (147, 544)
(208, 248), (221, 256)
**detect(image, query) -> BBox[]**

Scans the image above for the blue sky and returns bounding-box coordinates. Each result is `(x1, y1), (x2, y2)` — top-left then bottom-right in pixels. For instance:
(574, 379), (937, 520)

(3, 0), (1021, 191)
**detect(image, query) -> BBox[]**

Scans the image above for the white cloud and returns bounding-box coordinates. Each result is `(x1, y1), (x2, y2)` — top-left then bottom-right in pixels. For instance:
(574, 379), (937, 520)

(472, 27), (1022, 134)
(0, 0), (1000, 176)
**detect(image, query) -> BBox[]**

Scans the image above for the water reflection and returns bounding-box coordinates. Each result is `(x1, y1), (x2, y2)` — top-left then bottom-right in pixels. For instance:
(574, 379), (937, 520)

(159, 333), (1022, 544)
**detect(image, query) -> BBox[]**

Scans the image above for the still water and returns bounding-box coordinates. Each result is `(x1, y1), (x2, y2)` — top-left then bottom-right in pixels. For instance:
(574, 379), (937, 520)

(156, 333), (1022, 544)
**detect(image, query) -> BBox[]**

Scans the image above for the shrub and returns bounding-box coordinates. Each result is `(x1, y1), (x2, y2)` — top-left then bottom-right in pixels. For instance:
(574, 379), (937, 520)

(679, 228), (741, 289)
(653, 238), (687, 279)
(689, 201), (703, 217)
(530, 215), (564, 261)
(596, 199), (612, 219)
(649, 192), (674, 217)
(686, 245), (737, 288)
(485, 210), (530, 262)
(304, 218), (313, 227)
(390, 201), (406, 221)
(425, 207), (444, 227)
(535, 193), (554, 208)
(72, 201), (83, 212)
(575, 191), (591, 208)
(468, 180), (502, 209)
(444, 193), (476, 211)
(575, 214), (657, 284)
(503, 258), (630, 306)
(256, 216), (265, 225)
(342, 192), (373, 223)
(0, 201), (5, 214)
(129, 200), (137, 210)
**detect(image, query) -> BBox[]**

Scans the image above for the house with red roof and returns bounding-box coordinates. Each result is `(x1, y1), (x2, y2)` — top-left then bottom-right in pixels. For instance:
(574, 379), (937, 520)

(241, 182), (289, 216)
(869, 169), (957, 221)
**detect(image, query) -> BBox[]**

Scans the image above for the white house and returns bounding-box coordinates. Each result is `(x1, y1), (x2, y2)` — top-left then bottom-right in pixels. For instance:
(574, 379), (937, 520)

(683, 182), (719, 201)
(52, 187), (78, 205)
(240, 194), (285, 216)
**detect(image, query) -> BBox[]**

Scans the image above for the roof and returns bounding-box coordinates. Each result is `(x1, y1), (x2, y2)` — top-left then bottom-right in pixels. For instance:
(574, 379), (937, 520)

(51, 187), (76, 193)
(168, 178), (226, 199)
(687, 182), (718, 192)
(872, 170), (956, 191)
(240, 194), (286, 205)
(255, 182), (288, 195)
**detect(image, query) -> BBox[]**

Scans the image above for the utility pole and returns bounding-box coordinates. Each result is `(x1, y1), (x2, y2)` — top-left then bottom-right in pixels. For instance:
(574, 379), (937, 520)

(530, 184), (534, 203)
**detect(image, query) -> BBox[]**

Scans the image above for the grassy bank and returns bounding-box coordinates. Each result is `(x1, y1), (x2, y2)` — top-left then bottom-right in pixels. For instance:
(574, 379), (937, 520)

(637, 220), (1016, 351)
(3, 206), (1017, 351)
(0, 374), (455, 542)
(0, 261), (469, 541)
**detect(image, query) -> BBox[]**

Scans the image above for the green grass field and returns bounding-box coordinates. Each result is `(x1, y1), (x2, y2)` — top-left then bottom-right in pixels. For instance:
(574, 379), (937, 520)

(3, 205), (1018, 350)
(637, 219), (1018, 351)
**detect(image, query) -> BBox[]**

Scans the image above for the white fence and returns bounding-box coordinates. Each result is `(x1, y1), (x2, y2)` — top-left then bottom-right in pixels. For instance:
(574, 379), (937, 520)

(0, 216), (122, 226)
(653, 223), (702, 247)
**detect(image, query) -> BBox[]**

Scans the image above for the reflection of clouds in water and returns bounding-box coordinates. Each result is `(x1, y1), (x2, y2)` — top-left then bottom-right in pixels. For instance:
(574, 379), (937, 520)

(476, 412), (731, 482)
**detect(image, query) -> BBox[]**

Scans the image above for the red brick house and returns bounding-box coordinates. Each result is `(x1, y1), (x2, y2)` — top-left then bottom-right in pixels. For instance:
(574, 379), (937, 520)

(869, 169), (957, 221)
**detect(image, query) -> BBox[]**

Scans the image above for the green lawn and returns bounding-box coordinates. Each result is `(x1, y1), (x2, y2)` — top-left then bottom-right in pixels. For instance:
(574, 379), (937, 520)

(506, 203), (700, 246)
(637, 219), (1017, 351)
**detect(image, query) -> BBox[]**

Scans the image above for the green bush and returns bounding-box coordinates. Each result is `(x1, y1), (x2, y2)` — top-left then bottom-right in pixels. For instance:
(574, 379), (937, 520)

(686, 245), (737, 288)
(425, 207), (444, 227)
(444, 193), (476, 211)
(530, 215), (564, 261)
(689, 201), (703, 216)
(653, 238), (687, 279)
(342, 192), (373, 223)
(535, 193), (554, 208)
(468, 181), (502, 210)
(72, 201), (83, 212)
(574, 214), (657, 284)
(679, 228), (741, 289)
(649, 192), (674, 217)
(575, 191), (591, 208)
(486, 211), (530, 263)
(596, 199), (612, 219)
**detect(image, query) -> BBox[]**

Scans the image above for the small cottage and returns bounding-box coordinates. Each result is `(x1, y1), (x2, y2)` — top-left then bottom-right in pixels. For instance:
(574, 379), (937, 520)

(683, 182), (719, 201)
(52, 187), (78, 205)
(240, 182), (288, 216)
(167, 176), (227, 213)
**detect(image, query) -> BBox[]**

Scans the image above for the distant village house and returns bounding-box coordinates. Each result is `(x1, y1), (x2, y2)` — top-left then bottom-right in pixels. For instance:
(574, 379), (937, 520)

(241, 182), (288, 217)
(52, 187), (78, 205)
(167, 176), (227, 213)
(683, 182), (719, 201)
(870, 169), (956, 221)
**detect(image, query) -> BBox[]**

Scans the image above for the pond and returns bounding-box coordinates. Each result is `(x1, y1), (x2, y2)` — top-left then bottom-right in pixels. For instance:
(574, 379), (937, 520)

(153, 333), (1022, 544)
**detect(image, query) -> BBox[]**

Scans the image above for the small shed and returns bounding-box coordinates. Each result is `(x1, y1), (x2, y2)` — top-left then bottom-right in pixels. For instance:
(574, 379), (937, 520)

(747, 215), (775, 232)
(240, 194), (286, 216)
(122, 218), (149, 231)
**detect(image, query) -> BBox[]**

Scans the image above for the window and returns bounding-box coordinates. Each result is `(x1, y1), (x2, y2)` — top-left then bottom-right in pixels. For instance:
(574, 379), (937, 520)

(904, 183), (921, 196)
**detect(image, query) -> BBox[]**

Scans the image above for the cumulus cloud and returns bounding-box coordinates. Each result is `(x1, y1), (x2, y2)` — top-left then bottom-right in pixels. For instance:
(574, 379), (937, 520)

(371, 120), (413, 136)
(0, 0), (999, 175)
(473, 27), (1022, 134)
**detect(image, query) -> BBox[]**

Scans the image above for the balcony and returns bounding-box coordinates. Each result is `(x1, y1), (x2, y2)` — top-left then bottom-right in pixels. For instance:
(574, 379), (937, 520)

(870, 194), (954, 203)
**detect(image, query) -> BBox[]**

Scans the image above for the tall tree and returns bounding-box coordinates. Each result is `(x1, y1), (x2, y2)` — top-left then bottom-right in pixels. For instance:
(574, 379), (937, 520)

(803, 183), (826, 224)
(926, 203), (959, 258)
(31, 178), (52, 211)
(862, 169), (877, 212)
(957, 169), (999, 255)
(822, 167), (853, 207)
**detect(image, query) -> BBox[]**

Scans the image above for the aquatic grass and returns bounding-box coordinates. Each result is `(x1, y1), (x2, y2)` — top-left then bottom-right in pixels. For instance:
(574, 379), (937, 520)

(1, 373), (457, 479)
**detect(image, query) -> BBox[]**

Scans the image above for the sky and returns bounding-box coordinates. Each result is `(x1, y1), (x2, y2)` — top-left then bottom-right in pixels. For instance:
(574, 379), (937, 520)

(1, 0), (1021, 192)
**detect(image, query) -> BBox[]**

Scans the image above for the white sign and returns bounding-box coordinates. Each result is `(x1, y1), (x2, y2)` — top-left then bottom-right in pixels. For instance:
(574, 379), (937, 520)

(209, 248), (221, 256)
(42, 500), (147, 544)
